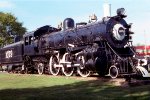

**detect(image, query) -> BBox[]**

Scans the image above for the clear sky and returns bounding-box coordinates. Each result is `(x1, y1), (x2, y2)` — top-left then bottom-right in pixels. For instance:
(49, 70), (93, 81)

(0, 0), (150, 45)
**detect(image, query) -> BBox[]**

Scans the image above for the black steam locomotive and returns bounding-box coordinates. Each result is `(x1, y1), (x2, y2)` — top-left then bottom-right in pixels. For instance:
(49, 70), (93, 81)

(0, 8), (138, 78)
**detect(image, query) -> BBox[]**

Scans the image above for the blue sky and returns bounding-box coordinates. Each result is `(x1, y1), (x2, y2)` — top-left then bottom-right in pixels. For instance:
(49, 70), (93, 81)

(0, 0), (150, 45)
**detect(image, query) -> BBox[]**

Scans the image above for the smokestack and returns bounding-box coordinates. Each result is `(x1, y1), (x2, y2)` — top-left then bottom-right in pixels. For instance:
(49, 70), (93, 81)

(103, 3), (111, 17)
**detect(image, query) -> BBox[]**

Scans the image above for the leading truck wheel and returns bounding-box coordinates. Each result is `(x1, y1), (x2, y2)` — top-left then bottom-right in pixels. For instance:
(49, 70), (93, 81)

(77, 55), (91, 77)
(109, 65), (119, 79)
(49, 56), (60, 76)
(37, 63), (44, 75)
(62, 54), (74, 77)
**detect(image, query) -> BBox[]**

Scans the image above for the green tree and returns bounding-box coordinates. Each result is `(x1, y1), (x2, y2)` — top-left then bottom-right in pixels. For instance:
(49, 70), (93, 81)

(0, 12), (26, 47)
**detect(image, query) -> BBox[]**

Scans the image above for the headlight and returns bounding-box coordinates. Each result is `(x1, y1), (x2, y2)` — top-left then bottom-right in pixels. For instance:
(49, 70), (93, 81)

(117, 8), (126, 16)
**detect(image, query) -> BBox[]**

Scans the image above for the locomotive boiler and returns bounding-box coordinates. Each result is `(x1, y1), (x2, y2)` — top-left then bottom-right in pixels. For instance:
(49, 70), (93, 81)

(0, 8), (138, 78)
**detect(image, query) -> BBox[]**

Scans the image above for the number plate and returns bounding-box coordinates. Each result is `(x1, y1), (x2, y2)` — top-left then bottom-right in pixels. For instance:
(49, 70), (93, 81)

(5, 50), (13, 58)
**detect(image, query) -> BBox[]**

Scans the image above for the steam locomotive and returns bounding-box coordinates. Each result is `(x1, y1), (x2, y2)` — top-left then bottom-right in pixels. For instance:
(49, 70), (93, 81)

(0, 8), (139, 78)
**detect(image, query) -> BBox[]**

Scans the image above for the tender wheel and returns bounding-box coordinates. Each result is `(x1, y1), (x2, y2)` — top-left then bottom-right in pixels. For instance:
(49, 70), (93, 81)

(37, 63), (44, 75)
(77, 55), (91, 77)
(62, 54), (74, 76)
(109, 65), (119, 79)
(49, 56), (60, 76)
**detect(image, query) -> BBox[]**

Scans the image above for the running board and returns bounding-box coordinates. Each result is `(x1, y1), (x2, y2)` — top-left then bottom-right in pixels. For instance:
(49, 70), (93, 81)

(119, 73), (137, 76)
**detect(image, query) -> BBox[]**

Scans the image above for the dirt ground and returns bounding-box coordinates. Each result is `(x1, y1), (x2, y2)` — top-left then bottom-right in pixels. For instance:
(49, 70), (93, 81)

(1, 71), (150, 87)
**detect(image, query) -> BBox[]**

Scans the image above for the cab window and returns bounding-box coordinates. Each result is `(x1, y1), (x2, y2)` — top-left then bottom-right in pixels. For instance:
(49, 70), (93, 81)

(25, 37), (29, 45)
(29, 36), (34, 45)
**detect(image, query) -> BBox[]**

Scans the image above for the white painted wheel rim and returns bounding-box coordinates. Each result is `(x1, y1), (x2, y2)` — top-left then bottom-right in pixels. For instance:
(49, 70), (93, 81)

(109, 65), (119, 79)
(62, 66), (74, 77)
(49, 56), (60, 76)
(37, 63), (44, 75)
(77, 56), (91, 77)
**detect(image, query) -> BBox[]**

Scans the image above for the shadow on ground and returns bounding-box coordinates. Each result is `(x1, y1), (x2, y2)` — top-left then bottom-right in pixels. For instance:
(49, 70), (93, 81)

(0, 79), (150, 100)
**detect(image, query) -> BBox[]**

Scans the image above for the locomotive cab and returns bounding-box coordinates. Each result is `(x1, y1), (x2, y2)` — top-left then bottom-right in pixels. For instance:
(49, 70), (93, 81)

(23, 25), (61, 56)
(23, 32), (36, 56)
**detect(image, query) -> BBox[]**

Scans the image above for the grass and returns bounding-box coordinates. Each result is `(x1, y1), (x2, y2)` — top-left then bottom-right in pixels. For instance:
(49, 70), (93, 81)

(0, 73), (150, 100)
